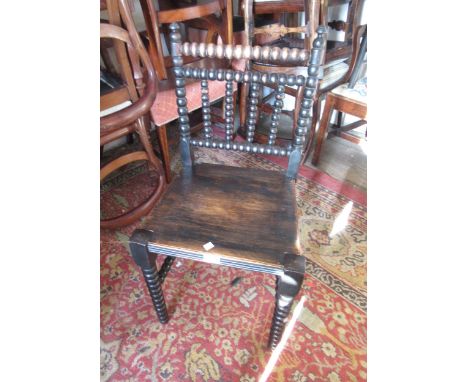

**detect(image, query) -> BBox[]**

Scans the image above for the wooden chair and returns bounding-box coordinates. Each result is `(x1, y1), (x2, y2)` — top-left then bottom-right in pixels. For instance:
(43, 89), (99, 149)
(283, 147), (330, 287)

(239, 0), (361, 153)
(312, 25), (366, 165)
(321, 0), (363, 62)
(303, 23), (366, 162)
(240, 0), (359, 144)
(128, 22), (327, 349)
(100, 0), (166, 229)
(135, 0), (236, 183)
(101, 0), (141, 106)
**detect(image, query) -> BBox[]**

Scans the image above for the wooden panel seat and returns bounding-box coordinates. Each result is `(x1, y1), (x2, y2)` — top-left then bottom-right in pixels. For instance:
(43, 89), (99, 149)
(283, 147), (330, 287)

(143, 163), (299, 272)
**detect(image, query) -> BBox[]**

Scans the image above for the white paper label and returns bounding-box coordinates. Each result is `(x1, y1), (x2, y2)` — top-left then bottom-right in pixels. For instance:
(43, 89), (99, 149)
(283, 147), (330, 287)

(203, 242), (214, 251)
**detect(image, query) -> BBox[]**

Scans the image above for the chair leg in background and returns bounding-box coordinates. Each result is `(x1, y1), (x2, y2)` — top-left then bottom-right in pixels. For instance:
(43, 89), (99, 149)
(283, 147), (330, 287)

(156, 124), (172, 183)
(135, 117), (165, 177)
(334, 111), (344, 137)
(268, 254), (305, 349)
(301, 97), (320, 165)
(129, 229), (169, 324)
(312, 94), (335, 166)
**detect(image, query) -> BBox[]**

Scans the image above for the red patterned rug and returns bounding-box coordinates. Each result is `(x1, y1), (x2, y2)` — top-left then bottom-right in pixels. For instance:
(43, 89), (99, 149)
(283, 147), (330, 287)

(101, 137), (367, 381)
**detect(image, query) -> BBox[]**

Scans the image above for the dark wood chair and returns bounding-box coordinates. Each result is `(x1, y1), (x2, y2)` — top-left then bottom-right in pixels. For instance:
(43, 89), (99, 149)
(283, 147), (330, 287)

(134, 0), (236, 183)
(128, 22), (327, 349)
(100, 0), (166, 229)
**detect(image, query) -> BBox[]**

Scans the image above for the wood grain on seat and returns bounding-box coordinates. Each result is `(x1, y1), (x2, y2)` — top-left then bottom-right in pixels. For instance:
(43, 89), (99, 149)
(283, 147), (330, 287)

(143, 163), (299, 271)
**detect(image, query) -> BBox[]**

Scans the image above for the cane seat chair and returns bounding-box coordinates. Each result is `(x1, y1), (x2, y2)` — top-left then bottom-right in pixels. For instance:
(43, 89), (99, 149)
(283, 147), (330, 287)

(100, 0), (166, 229)
(128, 22), (327, 349)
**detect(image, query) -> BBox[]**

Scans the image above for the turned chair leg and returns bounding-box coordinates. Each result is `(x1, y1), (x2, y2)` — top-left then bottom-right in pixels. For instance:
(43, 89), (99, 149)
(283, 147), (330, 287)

(129, 229), (169, 324)
(268, 254), (305, 349)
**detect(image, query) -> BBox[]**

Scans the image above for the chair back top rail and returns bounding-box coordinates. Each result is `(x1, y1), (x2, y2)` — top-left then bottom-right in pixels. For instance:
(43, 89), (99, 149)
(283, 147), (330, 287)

(158, 1), (223, 24)
(179, 41), (309, 65)
(169, 22), (327, 179)
(244, 0), (320, 51)
(139, 0), (232, 81)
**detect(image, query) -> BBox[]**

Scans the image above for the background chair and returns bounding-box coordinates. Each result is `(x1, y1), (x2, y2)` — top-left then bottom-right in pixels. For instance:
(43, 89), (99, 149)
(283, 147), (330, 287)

(237, 0), (319, 145)
(302, 22), (366, 162)
(128, 22), (327, 349)
(100, 0), (166, 229)
(134, 0), (236, 182)
(239, 0), (362, 156)
(311, 24), (366, 165)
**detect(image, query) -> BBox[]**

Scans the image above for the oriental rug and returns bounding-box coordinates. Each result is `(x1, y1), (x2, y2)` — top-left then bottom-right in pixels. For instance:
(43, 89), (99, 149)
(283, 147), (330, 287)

(101, 141), (367, 382)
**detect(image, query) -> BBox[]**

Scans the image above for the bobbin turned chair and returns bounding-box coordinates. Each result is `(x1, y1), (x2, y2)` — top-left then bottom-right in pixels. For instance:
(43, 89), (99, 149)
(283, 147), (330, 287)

(128, 23), (327, 349)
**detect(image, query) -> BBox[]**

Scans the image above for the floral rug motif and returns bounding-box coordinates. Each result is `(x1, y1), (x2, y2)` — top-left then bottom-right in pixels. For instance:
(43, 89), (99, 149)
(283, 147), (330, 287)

(101, 145), (367, 381)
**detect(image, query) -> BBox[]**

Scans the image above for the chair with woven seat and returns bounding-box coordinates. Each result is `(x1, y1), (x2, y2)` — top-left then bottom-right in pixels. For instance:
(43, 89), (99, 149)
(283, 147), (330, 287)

(128, 22), (327, 349)
(100, 0), (166, 229)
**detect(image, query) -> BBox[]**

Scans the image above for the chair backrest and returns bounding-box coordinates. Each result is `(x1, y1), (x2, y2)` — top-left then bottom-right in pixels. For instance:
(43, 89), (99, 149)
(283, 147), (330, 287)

(323, 0), (362, 62)
(100, 0), (157, 133)
(169, 22), (327, 179)
(139, 0), (233, 80)
(348, 24), (366, 88)
(244, 0), (321, 53)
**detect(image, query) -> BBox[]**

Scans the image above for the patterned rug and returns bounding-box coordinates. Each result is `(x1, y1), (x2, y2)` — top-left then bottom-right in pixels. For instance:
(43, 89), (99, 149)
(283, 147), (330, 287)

(101, 142), (367, 381)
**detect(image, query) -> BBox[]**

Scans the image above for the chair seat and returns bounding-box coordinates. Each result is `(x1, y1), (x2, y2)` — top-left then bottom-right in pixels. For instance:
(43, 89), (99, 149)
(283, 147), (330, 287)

(151, 58), (238, 127)
(332, 76), (367, 104)
(142, 163), (300, 273)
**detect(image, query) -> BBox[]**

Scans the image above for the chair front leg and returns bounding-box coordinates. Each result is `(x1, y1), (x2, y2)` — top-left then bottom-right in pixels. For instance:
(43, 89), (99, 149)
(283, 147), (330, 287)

(129, 229), (169, 324)
(268, 254), (305, 349)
